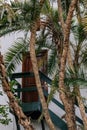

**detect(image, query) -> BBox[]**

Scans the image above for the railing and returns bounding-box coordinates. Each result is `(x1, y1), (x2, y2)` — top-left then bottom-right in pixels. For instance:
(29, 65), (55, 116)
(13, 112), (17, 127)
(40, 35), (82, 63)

(10, 71), (83, 129)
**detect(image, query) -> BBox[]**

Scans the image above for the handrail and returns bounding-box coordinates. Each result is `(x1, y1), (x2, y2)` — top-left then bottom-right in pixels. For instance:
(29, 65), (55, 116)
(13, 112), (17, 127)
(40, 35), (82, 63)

(10, 71), (52, 84)
(10, 71), (83, 125)
(15, 86), (37, 92)
(39, 71), (52, 84)
(10, 72), (34, 80)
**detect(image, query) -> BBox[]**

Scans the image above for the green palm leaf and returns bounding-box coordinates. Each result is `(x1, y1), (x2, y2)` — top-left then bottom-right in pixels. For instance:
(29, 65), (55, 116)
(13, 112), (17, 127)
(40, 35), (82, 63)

(4, 37), (29, 74)
(48, 49), (57, 75)
(0, 0), (41, 37)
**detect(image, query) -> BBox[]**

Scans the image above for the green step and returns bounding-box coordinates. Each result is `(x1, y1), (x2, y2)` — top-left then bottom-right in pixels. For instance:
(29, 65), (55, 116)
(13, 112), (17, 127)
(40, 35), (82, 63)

(10, 71), (83, 127)
(21, 101), (68, 130)
(21, 102), (41, 112)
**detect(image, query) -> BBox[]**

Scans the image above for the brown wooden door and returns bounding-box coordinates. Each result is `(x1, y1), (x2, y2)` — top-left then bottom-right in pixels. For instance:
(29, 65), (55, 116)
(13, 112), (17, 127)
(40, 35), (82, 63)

(22, 50), (48, 103)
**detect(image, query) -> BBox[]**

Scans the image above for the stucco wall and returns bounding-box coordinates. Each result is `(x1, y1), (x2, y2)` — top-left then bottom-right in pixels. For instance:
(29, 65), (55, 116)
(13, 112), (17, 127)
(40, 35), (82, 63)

(0, 32), (61, 130)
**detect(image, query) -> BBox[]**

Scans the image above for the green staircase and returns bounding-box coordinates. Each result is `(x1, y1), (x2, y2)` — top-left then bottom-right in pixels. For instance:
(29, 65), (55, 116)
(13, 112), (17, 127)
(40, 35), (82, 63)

(10, 71), (83, 130)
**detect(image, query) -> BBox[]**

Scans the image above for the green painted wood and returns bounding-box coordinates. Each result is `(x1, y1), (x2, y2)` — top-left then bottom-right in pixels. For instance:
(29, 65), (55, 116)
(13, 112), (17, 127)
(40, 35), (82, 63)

(15, 86), (37, 92)
(10, 71), (83, 126)
(21, 102), (41, 112)
(39, 72), (84, 125)
(49, 110), (67, 130)
(10, 72), (34, 80)
(10, 71), (52, 84)
(39, 71), (52, 85)
(52, 98), (83, 125)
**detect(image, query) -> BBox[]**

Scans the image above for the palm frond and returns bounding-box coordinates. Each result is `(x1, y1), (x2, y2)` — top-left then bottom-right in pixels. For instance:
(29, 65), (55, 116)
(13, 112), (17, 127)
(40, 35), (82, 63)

(4, 38), (29, 74)
(71, 24), (87, 43)
(65, 67), (87, 87)
(47, 87), (57, 104)
(36, 30), (55, 52)
(48, 49), (57, 75)
(47, 72), (58, 104)
(65, 77), (87, 87)
(0, 26), (22, 37)
(82, 0), (87, 7)
(82, 15), (87, 34)
(81, 46), (87, 67)
(0, 0), (41, 37)
(41, 0), (52, 15)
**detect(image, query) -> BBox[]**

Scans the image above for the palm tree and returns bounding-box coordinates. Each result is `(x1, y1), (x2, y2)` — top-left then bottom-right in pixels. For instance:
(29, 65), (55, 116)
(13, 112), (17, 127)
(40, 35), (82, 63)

(0, 0), (56, 129)
(0, 54), (34, 130)
(69, 23), (87, 129)
(1, 0), (87, 129)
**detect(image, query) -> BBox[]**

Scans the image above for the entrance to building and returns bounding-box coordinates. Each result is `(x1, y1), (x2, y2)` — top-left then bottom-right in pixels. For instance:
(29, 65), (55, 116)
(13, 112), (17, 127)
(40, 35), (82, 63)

(22, 50), (48, 102)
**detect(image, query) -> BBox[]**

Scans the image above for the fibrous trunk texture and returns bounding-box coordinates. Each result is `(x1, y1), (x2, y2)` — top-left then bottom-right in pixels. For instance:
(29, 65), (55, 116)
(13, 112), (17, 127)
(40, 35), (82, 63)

(75, 87), (87, 130)
(57, 0), (78, 129)
(0, 56), (34, 130)
(30, 24), (56, 130)
(29, 0), (56, 130)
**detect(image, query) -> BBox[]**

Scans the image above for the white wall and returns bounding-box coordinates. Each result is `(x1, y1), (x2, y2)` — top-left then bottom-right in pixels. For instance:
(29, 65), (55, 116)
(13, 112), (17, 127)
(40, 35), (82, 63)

(0, 32), (24, 55)
(0, 31), (87, 130)
(0, 32), (23, 130)
(0, 32), (61, 130)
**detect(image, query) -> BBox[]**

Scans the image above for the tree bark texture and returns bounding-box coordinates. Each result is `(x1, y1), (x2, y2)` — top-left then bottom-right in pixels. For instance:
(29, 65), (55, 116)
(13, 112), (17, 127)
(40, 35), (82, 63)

(30, 23), (56, 130)
(0, 60), (34, 130)
(57, 0), (78, 130)
(29, 0), (56, 130)
(75, 87), (87, 130)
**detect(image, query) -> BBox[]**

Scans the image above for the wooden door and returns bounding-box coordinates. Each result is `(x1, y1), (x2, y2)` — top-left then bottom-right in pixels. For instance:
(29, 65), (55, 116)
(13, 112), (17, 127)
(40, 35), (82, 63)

(22, 50), (48, 102)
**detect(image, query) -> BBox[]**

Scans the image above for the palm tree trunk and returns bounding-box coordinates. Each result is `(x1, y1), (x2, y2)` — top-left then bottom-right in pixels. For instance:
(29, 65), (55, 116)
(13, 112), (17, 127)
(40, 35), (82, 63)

(67, 47), (75, 72)
(67, 34), (87, 129)
(73, 42), (87, 129)
(0, 56), (34, 130)
(29, 1), (56, 130)
(57, 0), (78, 129)
(61, 92), (76, 130)
(75, 2), (87, 128)
(75, 86), (87, 130)
(30, 23), (56, 130)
